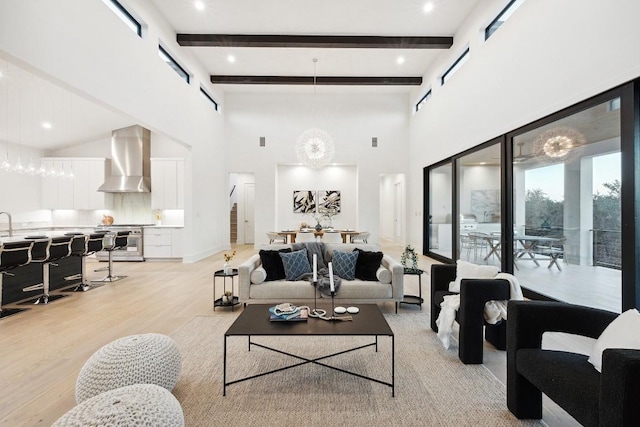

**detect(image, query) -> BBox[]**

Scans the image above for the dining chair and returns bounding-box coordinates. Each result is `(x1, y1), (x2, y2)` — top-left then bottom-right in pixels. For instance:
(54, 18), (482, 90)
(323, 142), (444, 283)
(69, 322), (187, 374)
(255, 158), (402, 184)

(295, 232), (315, 243)
(322, 231), (342, 243)
(266, 232), (286, 244)
(351, 232), (370, 244)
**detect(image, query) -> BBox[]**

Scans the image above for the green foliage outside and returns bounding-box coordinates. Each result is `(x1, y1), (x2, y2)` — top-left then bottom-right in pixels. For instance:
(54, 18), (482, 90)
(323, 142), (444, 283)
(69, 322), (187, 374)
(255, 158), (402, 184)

(525, 179), (621, 232)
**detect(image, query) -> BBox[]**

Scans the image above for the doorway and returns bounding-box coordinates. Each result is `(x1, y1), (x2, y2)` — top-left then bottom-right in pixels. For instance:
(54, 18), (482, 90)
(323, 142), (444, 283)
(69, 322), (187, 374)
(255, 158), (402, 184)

(379, 174), (406, 244)
(229, 173), (255, 244)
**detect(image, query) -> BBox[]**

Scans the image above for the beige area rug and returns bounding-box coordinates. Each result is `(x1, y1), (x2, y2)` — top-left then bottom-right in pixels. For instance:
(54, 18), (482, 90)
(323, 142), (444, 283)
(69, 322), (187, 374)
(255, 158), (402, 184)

(171, 311), (544, 427)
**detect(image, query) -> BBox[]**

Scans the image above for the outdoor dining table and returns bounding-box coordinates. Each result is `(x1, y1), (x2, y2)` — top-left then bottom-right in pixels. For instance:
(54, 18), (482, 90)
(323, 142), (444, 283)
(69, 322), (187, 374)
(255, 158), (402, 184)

(467, 233), (562, 270)
(514, 235), (562, 269)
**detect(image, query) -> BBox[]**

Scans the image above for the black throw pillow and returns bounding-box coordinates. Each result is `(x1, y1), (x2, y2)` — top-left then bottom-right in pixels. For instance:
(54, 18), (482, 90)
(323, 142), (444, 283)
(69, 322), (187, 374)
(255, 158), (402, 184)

(259, 248), (292, 281)
(353, 248), (384, 281)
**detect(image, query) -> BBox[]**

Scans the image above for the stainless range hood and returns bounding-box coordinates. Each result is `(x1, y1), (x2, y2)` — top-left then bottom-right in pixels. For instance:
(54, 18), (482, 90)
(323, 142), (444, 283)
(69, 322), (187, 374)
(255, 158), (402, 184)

(98, 125), (151, 193)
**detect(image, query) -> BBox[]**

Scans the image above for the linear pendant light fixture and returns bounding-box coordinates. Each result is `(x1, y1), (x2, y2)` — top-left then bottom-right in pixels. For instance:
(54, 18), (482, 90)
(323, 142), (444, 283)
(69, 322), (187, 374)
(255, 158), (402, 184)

(296, 59), (334, 169)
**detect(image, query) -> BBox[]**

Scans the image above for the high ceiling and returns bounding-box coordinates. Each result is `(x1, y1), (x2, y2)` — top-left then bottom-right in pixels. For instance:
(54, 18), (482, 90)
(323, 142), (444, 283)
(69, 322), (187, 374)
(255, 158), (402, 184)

(0, 0), (481, 150)
(150, 0), (480, 92)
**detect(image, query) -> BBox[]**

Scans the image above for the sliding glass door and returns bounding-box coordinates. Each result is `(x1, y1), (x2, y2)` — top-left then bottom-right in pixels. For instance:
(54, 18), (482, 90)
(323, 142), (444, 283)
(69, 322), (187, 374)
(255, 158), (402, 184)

(511, 97), (621, 312)
(427, 161), (453, 260)
(456, 142), (502, 265)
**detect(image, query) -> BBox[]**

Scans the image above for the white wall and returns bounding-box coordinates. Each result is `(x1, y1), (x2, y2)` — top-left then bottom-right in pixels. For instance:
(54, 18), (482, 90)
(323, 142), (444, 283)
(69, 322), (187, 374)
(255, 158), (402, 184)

(408, 0), (640, 250)
(276, 165), (357, 233)
(0, 0), (226, 261)
(225, 92), (410, 246)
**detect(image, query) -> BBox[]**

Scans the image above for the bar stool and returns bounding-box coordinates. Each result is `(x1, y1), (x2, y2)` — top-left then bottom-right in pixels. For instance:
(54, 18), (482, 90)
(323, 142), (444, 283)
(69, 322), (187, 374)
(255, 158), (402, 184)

(0, 240), (34, 319)
(93, 231), (130, 283)
(68, 233), (106, 291)
(23, 236), (73, 305)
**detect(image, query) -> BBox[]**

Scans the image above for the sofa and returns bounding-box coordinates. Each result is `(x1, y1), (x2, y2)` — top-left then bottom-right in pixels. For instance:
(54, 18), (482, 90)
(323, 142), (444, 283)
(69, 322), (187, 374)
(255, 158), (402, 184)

(238, 243), (403, 309)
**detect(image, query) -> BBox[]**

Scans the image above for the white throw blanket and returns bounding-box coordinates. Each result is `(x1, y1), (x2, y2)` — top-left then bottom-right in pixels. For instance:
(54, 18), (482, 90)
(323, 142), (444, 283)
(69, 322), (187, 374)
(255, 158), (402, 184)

(436, 273), (523, 349)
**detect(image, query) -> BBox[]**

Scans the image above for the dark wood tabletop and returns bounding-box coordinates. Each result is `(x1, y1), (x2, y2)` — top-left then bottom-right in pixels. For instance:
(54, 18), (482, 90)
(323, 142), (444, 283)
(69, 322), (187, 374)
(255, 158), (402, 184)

(225, 303), (393, 337)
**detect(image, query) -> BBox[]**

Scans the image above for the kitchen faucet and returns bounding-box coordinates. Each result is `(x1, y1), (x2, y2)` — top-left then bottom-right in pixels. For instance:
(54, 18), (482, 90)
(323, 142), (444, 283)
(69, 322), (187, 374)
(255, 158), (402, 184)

(0, 212), (12, 237)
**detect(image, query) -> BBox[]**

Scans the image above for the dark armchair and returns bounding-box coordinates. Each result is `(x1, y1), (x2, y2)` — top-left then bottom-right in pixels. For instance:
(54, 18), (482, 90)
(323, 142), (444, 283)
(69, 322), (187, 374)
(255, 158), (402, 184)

(430, 263), (510, 364)
(507, 300), (640, 427)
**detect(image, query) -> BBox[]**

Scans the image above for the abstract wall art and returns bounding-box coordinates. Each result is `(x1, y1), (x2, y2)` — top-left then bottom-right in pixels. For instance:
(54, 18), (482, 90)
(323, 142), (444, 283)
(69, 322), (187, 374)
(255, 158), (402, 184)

(318, 190), (341, 213)
(293, 190), (316, 213)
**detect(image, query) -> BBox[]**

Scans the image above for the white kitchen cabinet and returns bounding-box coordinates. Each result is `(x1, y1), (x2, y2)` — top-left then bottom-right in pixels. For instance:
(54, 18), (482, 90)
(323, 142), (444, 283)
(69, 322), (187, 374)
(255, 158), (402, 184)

(42, 157), (111, 210)
(144, 227), (183, 259)
(151, 158), (184, 210)
(73, 158), (111, 209)
(41, 158), (73, 209)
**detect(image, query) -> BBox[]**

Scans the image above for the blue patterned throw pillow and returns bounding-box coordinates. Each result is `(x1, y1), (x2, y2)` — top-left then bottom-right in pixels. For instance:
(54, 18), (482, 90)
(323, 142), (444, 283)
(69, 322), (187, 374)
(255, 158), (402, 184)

(331, 250), (359, 280)
(279, 249), (312, 280)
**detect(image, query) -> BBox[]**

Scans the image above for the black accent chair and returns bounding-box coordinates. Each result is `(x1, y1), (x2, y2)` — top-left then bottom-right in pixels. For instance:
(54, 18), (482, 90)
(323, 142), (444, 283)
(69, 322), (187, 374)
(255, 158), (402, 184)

(507, 300), (640, 427)
(430, 263), (510, 364)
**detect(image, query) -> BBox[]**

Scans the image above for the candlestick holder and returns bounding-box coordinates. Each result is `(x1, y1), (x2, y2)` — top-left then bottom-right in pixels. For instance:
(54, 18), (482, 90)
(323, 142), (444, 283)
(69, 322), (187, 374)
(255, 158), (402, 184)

(310, 280), (326, 318)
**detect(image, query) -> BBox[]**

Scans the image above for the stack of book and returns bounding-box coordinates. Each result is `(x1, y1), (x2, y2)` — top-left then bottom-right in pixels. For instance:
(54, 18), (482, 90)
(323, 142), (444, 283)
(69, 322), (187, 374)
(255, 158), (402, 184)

(269, 306), (308, 322)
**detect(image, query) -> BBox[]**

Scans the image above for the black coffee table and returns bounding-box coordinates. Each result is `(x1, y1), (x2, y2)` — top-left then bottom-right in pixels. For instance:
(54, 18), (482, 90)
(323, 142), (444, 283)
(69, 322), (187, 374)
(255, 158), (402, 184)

(223, 304), (395, 396)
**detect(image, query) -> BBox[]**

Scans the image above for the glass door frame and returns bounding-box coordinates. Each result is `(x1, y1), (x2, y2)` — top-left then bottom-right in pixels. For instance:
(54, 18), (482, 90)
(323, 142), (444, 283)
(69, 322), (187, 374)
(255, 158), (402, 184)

(423, 78), (640, 310)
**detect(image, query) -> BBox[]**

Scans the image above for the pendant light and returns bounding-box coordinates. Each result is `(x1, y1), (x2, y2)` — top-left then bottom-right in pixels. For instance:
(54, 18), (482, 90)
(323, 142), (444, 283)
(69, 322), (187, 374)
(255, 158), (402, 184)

(296, 58), (334, 169)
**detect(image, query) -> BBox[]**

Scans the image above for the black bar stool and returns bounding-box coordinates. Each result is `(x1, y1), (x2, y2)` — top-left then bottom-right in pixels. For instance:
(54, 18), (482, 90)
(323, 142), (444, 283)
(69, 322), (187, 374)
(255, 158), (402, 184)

(69, 233), (106, 291)
(93, 231), (130, 283)
(0, 240), (34, 319)
(23, 236), (73, 305)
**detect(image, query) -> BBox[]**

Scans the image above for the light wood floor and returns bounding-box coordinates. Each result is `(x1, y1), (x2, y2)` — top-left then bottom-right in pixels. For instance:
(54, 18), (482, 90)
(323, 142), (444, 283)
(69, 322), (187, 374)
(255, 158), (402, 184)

(0, 241), (577, 426)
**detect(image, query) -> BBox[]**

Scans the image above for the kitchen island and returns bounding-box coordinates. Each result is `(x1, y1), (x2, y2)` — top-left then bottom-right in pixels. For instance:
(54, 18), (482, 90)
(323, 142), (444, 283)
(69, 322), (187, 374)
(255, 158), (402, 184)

(1, 233), (85, 306)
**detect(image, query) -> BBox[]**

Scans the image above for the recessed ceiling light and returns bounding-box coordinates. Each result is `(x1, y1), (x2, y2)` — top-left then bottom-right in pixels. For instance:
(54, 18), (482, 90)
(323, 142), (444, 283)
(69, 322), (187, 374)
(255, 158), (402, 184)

(396, 56), (405, 65)
(227, 55), (236, 63)
(194, 1), (205, 11)
(41, 122), (52, 129)
(423, 2), (434, 13)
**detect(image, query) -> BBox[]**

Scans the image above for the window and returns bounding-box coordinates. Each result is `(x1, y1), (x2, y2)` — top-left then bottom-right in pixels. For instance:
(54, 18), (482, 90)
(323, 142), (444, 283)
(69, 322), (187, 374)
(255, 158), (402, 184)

(104, 0), (141, 37)
(415, 90), (432, 112)
(511, 97), (622, 311)
(441, 48), (469, 86)
(485, 0), (525, 40)
(200, 87), (219, 111)
(427, 161), (453, 260)
(158, 45), (190, 84)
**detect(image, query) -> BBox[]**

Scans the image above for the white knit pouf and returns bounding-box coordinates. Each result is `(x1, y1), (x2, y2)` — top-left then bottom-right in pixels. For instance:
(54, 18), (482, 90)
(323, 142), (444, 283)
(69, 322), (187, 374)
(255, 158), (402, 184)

(54, 384), (184, 427)
(76, 333), (181, 403)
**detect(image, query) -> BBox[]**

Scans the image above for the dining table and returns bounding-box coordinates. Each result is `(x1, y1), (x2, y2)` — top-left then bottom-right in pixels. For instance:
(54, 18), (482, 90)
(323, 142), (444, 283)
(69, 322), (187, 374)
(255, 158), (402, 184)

(276, 229), (360, 244)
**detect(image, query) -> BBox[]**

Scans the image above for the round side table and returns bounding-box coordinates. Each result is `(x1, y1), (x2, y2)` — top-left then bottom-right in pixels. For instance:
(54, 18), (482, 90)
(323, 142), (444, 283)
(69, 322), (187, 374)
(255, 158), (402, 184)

(213, 269), (239, 311)
(400, 268), (424, 309)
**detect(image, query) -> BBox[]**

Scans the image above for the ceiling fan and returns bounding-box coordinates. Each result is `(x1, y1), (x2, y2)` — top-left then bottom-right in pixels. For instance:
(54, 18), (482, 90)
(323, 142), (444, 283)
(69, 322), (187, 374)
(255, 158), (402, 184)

(513, 142), (534, 163)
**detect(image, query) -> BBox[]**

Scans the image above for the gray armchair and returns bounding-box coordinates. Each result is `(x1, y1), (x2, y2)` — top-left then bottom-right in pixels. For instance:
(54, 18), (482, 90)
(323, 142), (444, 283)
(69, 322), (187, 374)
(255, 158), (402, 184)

(507, 300), (640, 426)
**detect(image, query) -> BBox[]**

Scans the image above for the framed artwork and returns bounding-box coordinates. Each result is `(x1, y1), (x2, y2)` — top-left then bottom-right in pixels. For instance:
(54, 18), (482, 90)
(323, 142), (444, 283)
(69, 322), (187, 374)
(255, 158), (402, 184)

(470, 189), (500, 223)
(293, 190), (316, 213)
(318, 190), (341, 213)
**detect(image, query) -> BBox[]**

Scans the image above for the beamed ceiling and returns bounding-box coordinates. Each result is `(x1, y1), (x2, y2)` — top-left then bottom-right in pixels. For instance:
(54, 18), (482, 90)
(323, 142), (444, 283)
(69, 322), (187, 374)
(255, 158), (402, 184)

(152, 0), (482, 92)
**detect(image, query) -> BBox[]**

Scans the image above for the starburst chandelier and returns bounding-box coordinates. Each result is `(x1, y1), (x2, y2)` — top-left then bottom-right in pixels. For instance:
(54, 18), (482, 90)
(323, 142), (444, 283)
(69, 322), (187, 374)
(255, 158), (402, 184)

(533, 127), (585, 162)
(296, 59), (334, 169)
